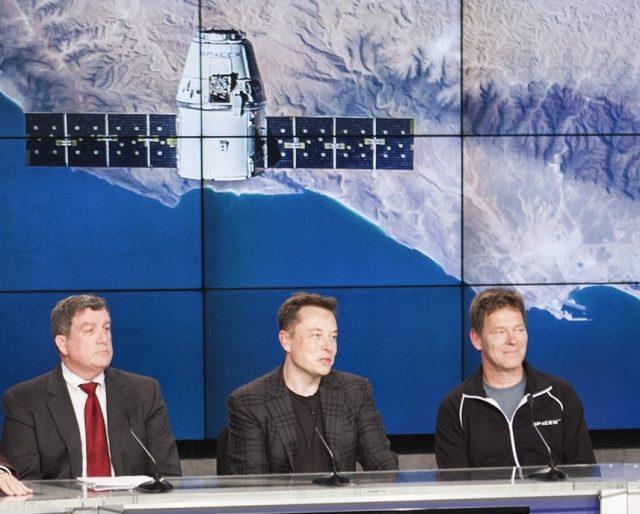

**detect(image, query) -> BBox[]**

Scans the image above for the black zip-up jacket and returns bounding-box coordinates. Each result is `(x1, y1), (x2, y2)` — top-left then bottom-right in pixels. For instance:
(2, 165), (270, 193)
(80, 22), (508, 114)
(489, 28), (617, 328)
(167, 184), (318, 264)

(435, 362), (595, 469)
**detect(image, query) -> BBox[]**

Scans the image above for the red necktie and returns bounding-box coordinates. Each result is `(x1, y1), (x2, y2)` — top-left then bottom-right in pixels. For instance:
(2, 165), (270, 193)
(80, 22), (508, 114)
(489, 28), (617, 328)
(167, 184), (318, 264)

(80, 382), (112, 477)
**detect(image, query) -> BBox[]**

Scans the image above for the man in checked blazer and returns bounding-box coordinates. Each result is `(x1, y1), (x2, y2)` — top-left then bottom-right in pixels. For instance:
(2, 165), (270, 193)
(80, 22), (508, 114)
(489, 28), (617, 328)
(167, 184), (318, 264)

(0, 295), (181, 480)
(226, 292), (398, 474)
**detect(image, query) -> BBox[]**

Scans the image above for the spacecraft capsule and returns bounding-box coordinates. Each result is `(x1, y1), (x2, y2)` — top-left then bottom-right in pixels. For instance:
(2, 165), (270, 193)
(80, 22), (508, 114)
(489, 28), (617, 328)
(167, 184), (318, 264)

(176, 28), (267, 180)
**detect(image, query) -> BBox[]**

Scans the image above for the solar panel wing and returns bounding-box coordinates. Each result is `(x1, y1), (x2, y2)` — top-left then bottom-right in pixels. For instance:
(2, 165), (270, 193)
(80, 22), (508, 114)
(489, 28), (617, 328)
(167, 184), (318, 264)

(25, 113), (413, 172)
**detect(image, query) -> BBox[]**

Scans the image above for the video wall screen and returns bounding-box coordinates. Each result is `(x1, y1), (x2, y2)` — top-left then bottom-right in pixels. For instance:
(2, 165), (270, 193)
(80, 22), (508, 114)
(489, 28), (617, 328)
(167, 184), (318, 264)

(0, 0), (639, 440)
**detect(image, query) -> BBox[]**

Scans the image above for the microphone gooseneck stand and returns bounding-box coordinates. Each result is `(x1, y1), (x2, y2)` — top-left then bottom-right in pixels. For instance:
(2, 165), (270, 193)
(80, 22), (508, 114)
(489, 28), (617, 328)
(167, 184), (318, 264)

(129, 428), (174, 492)
(312, 426), (350, 486)
(526, 396), (567, 481)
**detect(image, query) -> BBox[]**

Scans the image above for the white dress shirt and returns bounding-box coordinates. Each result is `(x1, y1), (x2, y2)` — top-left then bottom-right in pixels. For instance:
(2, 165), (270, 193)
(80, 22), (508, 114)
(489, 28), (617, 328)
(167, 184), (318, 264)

(61, 363), (114, 477)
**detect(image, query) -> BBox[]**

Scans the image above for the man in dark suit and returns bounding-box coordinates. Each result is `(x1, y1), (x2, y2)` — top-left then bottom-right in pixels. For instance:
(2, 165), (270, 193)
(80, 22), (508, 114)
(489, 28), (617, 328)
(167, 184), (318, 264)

(0, 452), (32, 496)
(0, 295), (181, 480)
(226, 292), (398, 474)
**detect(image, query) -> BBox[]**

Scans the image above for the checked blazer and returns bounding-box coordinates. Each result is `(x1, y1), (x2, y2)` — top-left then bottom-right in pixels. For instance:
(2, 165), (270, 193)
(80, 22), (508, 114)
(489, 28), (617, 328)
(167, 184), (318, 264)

(226, 367), (398, 474)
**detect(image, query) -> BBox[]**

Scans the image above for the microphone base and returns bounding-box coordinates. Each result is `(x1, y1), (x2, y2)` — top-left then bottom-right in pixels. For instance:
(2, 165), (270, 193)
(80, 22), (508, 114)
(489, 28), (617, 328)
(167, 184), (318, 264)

(527, 466), (567, 481)
(312, 473), (350, 487)
(136, 478), (174, 493)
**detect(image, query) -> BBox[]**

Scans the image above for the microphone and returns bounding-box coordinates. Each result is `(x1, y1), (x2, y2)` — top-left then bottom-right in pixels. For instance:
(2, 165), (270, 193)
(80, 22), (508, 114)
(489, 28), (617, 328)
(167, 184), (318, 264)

(129, 428), (174, 493)
(312, 426), (350, 486)
(526, 395), (567, 481)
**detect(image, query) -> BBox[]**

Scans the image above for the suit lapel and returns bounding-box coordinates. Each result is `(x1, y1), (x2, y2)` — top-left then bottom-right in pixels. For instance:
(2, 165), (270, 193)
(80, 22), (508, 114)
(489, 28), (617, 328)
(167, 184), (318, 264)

(104, 369), (131, 475)
(45, 367), (83, 478)
(265, 371), (298, 471)
(319, 374), (344, 466)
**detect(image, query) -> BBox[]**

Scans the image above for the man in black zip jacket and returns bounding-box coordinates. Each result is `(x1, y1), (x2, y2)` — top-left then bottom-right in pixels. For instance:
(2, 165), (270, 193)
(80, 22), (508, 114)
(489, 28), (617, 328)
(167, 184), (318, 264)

(435, 288), (595, 469)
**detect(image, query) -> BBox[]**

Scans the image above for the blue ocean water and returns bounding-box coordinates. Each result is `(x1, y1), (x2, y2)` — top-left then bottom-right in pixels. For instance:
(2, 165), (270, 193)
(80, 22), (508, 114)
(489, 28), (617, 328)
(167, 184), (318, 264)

(0, 93), (202, 291)
(204, 189), (458, 288)
(528, 286), (640, 429)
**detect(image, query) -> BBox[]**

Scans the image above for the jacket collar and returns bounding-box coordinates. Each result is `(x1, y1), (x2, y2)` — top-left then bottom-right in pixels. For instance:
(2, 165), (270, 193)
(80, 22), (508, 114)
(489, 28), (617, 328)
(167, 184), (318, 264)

(264, 367), (298, 470)
(466, 361), (552, 396)
(103, 368), (132, 475)
(46, 365), (83, 478)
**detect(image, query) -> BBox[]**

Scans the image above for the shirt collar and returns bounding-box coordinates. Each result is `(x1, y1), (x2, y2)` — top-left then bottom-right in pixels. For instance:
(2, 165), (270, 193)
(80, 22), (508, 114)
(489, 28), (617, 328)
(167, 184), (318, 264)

(61, 362), (106, 388)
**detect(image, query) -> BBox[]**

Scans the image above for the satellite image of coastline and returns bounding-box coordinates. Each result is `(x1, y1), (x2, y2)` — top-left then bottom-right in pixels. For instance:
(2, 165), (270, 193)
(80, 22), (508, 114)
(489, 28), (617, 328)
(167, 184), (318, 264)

(1, 0), (639, 436)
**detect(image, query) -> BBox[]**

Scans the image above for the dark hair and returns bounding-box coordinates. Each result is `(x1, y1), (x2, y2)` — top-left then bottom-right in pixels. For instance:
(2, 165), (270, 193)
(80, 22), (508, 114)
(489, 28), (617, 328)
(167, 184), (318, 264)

(469, 287), (526, 334)
(51, 294), (109, 339)
(277, 292), (337, 332)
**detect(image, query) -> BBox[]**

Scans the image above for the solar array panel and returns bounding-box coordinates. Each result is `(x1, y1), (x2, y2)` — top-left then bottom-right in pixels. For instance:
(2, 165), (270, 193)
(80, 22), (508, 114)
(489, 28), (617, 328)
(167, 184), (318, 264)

(25, 113), (178, 168)
(25, 114), (413, 172)
(267, 116), (413, 170)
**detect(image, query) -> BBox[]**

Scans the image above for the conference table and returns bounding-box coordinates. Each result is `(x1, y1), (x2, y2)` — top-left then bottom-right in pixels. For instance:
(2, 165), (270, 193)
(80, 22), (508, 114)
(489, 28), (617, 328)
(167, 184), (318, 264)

(2, 464), (640, 514)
